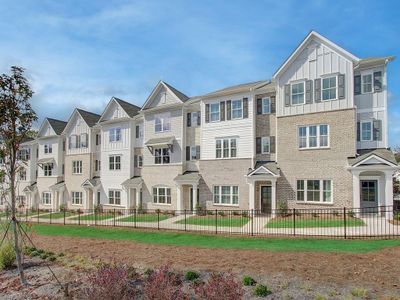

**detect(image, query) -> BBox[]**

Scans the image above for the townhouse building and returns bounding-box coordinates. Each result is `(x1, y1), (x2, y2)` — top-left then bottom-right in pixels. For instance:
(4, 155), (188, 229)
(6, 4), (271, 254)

(1, 31), (397, 215)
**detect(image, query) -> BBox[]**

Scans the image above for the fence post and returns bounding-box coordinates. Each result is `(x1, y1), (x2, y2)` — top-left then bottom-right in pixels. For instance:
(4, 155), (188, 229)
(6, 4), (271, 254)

(215, 209), (218, 234)
(50, 209), (52, 224)
(184, 209), (187, 231)
(25, 208), (28, 223)
(134, 208), (136, 228)
(157, 210), (160, 230)
(293, 208), (296, 236)
(78, 210), (81, 226)
(251, 209), (254, 236)
(63, 208), (66, 225)
(37, 208), (39, 224)
(343, 207), (347, 239)
(113, 209), (116, 227)
(95, 209), (97, 226)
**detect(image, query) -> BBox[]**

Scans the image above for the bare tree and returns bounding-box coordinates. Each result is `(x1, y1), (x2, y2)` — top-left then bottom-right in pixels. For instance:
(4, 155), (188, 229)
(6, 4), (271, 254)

(0, 66), (37, 285)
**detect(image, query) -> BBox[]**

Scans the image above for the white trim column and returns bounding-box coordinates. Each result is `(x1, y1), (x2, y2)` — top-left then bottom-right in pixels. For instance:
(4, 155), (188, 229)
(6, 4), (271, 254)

(384, 170), (394, 220)
(135, 188), (141, 208)
(352, 170), (361, 209)
(176, 184), (183, 212)
(248, 181), (255, 211)
(192, 183), (198, 213)
(271, 178), (277, 217)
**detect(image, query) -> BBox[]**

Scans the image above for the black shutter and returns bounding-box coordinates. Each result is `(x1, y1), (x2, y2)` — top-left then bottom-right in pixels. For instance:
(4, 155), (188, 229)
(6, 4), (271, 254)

(270, 136), (276, 153)
(338, 74), (345, 99)
(314, 78), (321, 102)
(186, 146), (190, 161)
(354, 75), (361, 95)
(134, 155), (138, 167)
(243, 98), (248, 118)
(187, 113), (191, 127)
(256, 137), (261, 154)
(226, 100), (232, 120)
(68, 137), (71, 149)
(205, 104), (210, 123)
(220, 102), (225, 121)
(373, 120), (382, 141)
(357, 122), (360, 142)
(197, 111), (201, 126)
(136, 126), (139, 138)
(284, 84), (290, 106)
(373, 71), (382, 92)
(196, 146), (200, 160)
(257, 98), (262, 114)
(305, 80), (313, 104)
(270, 96), (276, 113)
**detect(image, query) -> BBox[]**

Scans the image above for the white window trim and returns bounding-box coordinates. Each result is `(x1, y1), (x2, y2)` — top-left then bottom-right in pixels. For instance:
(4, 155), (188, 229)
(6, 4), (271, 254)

(71, 191), (83, 205)
(152, 186), (172, 205)
(190, 111), (199, 127)
(212, 185), (239, 206)
(108, 189), (122, 205)
(154, 147), (170, 164)
(72, 160), (83, 175)
(154, 114), (171, 133)
(360, 121), (373, 141)
(321, 75), (338, 101)
(44, 144), (52, 154)
(42, 192), (52, 205)
(138, 155), (143, 168)
(190, 146), (199, 161)
(261, 137), (270, 154)
(262, 97), (271, 114)
(231, 99), (243, 120)
(109, 155), (122, 170)
(43, 164), (53, 176)
(296, 179), (333, 204)
(209, 102), (220, 123)
(215, 137), (238, 159)
(298, 124), (330, 150)
(290, 81), (306, 106)
(361, 71), (373, 94)
(109, 128), (122, 143)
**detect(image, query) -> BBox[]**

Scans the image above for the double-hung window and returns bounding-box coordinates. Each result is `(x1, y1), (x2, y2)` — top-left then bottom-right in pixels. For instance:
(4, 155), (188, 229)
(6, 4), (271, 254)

(231, 99), (243, 119)
(191, 146), (200, 160)
(108, 190), (121, 205)
(43, 164), (52, 176)
(80, 133), (88, 148)
(154, 148), (170, 164)
(44, 144), (52, 154)
(71, 191), (83, 205)
(262, 97), (271, 114)
(109, 128), (121, 142)
(155, 115), (171, 132)
(19, 169), (26, 181)
(298, 125), (329, 149)
(153, 187), (171, 204)
(261, 137), (270, 154)
(96, 133), (101, 146)
(216, 138), (237, 158)
(210, 103), (220, 122)
(191, 112), (199, 127)
(361, 121), (372, 141)
(72, 161), (82, 174)
(322, 76), (337, 100)
(42, 192), (51, 205)
(213, 185), (239, 205)
(109, 155), (121, 170)
(296, 179), (332, 203)
(291, 82), (305, 105)
(362, 73), (373, 93)
(95, 160), (101, 172)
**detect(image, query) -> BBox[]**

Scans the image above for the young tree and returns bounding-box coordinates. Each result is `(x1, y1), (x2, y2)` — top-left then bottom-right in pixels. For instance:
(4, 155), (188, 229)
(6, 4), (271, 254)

(0, 66), (37, 285)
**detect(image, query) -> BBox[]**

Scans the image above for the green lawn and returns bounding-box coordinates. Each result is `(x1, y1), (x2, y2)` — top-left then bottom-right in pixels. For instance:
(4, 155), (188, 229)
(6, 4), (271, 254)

(175, 215), (250, 227)
(29, 224), (400, 253)
(38, 212), (76, 219)
(266, 217), (365, 228)
(70, 213), (114, 221)
(118, 214), (169, 223)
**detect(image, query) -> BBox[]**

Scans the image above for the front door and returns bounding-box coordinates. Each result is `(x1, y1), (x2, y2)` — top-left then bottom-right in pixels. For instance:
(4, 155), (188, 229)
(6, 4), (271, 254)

(260, 186), (272, 214)
(360, 180), (378, 210)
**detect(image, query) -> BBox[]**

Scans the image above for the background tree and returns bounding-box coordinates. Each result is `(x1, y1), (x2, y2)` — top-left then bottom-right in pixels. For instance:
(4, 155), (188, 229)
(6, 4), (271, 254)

(0, 66), (37, 285)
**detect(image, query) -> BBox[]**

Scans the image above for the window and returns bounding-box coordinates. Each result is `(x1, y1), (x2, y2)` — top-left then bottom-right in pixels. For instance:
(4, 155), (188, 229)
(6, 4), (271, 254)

(216, 138), (237, 158)
(70, 135), (78, 149)
(361, 181), (377, 202)
(190, 146), (200, 160)
(72, 161), (82, 174)
(155, 115), (171, 132)
(153, 187), (171, 204)
(43, 164), (52, 176)
(16, 195), (25, 205)
(138, 155), (143, 168)
(42, 192), (51, 205)
(95, 160), (101, 172)
(231, 99), (243, 119)
(109, 128), (121, 142)
(361, 121), (372, 141)
(109, 155), (121, 170)
(154, 148), (170, 164)
(210, 103), (220, 122)
(71, 192), (83, 205)
(135, 125), (143, 138)
(322, 76), (337, 100)
(261, 137), (270, 154)
(362, 73), (373, 93)
(191, 112), (199, 127)
(291, 82), (305, 105)
(298, 125), (329, 149)
(19, 169), (26, 181)
(96, 133), (101, 145)
(108, 190), (121, 205)
(44, 144), (52, 154)
(213, 186), (239, 205)
(18, 149), (30, 160)
(296, 179), (332, 203)
(262, 97), (271, 114)
(80, 133), (88, 148)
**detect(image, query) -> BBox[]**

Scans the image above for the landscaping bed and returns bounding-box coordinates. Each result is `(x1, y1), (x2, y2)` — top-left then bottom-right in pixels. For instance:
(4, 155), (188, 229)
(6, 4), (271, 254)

(70, 213), (114, 221)
(175, 215), (250, 227)
(37, 212), (76, 219)
(266, 215), (365, 228)
(118, 213), (170, 223)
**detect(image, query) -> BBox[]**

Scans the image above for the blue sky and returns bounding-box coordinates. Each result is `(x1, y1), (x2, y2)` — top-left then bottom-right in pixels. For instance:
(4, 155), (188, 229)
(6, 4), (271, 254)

(0, 0), (399, 145)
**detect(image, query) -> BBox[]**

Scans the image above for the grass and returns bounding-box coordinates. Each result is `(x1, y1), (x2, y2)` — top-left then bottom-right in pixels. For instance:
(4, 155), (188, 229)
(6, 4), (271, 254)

(118, 214), (169, 222)
(70, 213), (114, 221)
(38, 212), (76, 219)
(175, 215), (250, 227)
(266, 216), (365, 228)
(28, 224), (400, 253)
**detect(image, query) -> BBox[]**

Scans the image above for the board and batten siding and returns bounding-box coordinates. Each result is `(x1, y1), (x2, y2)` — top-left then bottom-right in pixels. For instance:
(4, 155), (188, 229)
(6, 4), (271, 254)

(65, 114), (91, 156)
(277, 40), (354, 117)
(37, 136), (64, 177)
(200, 92), (254, 160)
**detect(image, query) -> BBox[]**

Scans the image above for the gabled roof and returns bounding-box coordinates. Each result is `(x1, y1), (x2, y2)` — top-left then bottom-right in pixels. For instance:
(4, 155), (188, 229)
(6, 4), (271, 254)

(141, 81), (190, 110)
(99, 97), (141, 122)
(248, 161), (280, 176)
(46, 118), (67, 135)
(174, 171), (201, 183)
(273, 31), (360, 79)
(121, 176), (143, 187)
(202, 80), (271, 98)
(348, 149), (398, 167)
(162, 81), (190, 102)
(76, 109), (101, 127)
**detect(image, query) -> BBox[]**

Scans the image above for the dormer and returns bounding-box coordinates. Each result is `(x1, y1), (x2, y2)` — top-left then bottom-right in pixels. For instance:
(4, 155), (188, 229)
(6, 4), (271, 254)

(98, 97), (140, 123)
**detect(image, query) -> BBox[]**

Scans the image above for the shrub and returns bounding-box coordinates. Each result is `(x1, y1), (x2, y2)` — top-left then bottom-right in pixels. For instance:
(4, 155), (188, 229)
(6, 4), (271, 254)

(241, 211), (248, 218)
(395, 212), (400, 221)
(277, 201), (289, 217)
(332, 210), (340, 217)
(48, 256), (56, 262)
(311, 212), (319, 218)
(232, 211), (240, 216)
(37, 249), (44, 254)
(58, 252), (65, 257)
(40, 252), (49, 260)
(193, 272), (244, 300)
(94, 204), (103, 214)
(85, 264), (138, 300)
(59, 203), (66, 211)
(144, 268), (153, 277)
(242, 275), (256, 286)
(253, 284), (272, 297)
(0, 242), (15, 270)
(143, 265), (187, 300)
(207, 210), (214, 215)
(350, 287), (368, 298)
(217, 211), (225, 217)
(185, 271), (200, 281)
(29, 250), (40, 257)
(347, 210), (355, 218)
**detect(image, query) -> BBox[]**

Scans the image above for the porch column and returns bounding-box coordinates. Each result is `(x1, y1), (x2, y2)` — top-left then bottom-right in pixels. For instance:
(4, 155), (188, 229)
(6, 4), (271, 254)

(192, 183), (198, 212)
(85, 190), (90, 210)
(126, 188), (131, 208)
(176, 184), (183, 212)
(352, 170), (361, 209)
(51, 191), (56, 211)
(248, 181), (255, 211)
(135, 188), (141, 208)
(384, 170), (394, 220)
(271, 179), (277, 217)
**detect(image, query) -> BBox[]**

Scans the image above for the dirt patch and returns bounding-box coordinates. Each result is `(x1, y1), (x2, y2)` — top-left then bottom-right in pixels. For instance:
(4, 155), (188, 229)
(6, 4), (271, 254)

(31, 235), (400, 296)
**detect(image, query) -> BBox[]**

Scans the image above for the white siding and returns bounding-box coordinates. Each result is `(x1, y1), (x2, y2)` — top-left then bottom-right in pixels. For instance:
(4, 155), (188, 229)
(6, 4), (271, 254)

(102, 101), (129, 121)
(146, 85), (181, 109)
(37, 136), (64, 177)
(65, 113), (91, 156)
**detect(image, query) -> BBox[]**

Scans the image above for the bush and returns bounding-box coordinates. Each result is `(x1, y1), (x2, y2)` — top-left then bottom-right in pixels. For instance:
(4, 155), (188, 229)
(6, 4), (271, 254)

(59, 203), (66, 211)
(40, 252), (49, 260)
(58, 252), (65, 257)
(395, 212), (400, 221)
(277, 201), (289, 217)
(207, 210), (214, 215)
(217, 211), (225, 217)
(241, 211), (248, 218)
(311, 212), (319, 218)
(347, 210), (355, 218)
(332, 210), (340, 217)
(185, 271), (200, 281)
(193, 272), (244, 300)
(85, 264), (138, 300)
(242, 275), (256, 286)
(143, 265), (186, 300)
(0, 242), (15, 270)
(253, 284), (272, 297)
(144, 268), (153, 277)
(48, 256), (56, 262)
(232, 211), (240, 216)
(29, 250), (40, 257)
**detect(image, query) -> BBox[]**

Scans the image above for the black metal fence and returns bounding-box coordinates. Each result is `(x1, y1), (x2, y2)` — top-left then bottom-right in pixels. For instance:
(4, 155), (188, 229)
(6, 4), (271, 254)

(1, 206), (399, 239)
